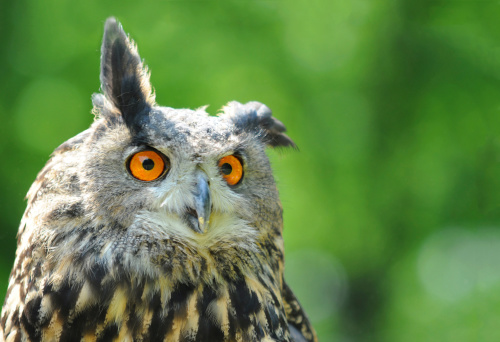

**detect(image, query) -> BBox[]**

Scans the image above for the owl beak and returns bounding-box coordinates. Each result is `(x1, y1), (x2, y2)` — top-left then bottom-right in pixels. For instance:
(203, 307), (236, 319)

(187, 170), (211, 233)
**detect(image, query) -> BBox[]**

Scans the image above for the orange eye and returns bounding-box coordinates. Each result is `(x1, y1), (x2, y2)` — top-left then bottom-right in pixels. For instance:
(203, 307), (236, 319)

(218, 155), (243, 186)
(128, 150), (168, 181)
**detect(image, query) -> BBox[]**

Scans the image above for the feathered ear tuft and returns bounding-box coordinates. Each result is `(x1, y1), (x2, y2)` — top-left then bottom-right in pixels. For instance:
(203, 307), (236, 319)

(99, 17), (155, 131)
(222, 101), (297, 149)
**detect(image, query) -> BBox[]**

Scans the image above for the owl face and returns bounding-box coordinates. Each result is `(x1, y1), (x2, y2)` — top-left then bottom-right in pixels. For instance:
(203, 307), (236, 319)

(77, 103), (281, 251)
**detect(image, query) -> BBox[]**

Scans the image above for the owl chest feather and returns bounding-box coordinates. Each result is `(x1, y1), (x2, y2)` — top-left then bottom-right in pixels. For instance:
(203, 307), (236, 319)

(69, 276), (291, 342)
(3, 227), (291, 342)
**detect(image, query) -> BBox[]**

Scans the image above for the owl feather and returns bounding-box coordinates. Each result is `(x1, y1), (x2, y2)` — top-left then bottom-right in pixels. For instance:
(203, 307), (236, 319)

(0, 17), (317, 342)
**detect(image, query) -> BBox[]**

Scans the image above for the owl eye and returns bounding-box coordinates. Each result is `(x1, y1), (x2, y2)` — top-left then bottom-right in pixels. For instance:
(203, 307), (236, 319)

(128, 150), (169, 181)
(218, 155), (243, 186)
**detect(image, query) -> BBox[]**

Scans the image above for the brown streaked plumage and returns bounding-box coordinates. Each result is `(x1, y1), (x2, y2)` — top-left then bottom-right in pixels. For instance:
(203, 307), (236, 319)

(0, 17), (318, 342)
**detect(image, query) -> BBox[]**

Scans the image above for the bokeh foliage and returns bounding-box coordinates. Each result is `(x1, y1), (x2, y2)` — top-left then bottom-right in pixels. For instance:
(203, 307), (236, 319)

(1, 1), (499, 341)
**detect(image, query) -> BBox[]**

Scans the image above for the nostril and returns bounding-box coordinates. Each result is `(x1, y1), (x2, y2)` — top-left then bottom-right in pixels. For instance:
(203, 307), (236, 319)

(185, 207), (197, 218)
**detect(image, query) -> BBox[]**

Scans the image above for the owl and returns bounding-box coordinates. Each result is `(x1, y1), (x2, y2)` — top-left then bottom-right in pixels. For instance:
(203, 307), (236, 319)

(0, 18), (317, 342)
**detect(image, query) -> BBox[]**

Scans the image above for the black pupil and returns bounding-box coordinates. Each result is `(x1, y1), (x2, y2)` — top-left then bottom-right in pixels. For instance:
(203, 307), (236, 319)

(221, 163), (232, 175)
(142, 158), (155, 171)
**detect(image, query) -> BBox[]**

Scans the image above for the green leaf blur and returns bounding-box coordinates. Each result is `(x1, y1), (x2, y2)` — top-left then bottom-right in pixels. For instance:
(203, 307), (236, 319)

(1, 1), (499, 341)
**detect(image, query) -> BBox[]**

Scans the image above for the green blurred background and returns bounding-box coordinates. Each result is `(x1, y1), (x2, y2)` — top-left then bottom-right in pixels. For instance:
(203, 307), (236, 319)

(1, 0), (499, 341)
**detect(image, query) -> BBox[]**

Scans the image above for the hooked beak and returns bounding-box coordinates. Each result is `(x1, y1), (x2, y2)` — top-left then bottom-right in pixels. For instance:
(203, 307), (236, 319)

(185, 169), (211, 233)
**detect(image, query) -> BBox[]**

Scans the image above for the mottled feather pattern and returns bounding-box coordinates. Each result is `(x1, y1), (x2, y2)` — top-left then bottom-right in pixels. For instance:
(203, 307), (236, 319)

(1, 18), (317, 342)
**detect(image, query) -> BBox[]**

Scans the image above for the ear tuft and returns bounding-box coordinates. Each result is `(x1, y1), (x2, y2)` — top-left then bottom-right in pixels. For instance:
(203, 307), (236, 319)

(100, 17), (155, 131)
(222, 101), (297, 149)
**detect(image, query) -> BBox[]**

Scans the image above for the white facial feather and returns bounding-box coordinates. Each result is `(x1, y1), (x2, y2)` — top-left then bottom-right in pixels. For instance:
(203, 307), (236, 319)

(131, 210), (258, 252)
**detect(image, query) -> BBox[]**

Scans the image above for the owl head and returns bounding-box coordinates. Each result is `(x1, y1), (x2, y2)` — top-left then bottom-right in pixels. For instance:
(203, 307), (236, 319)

(23, 18), (296, 282)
